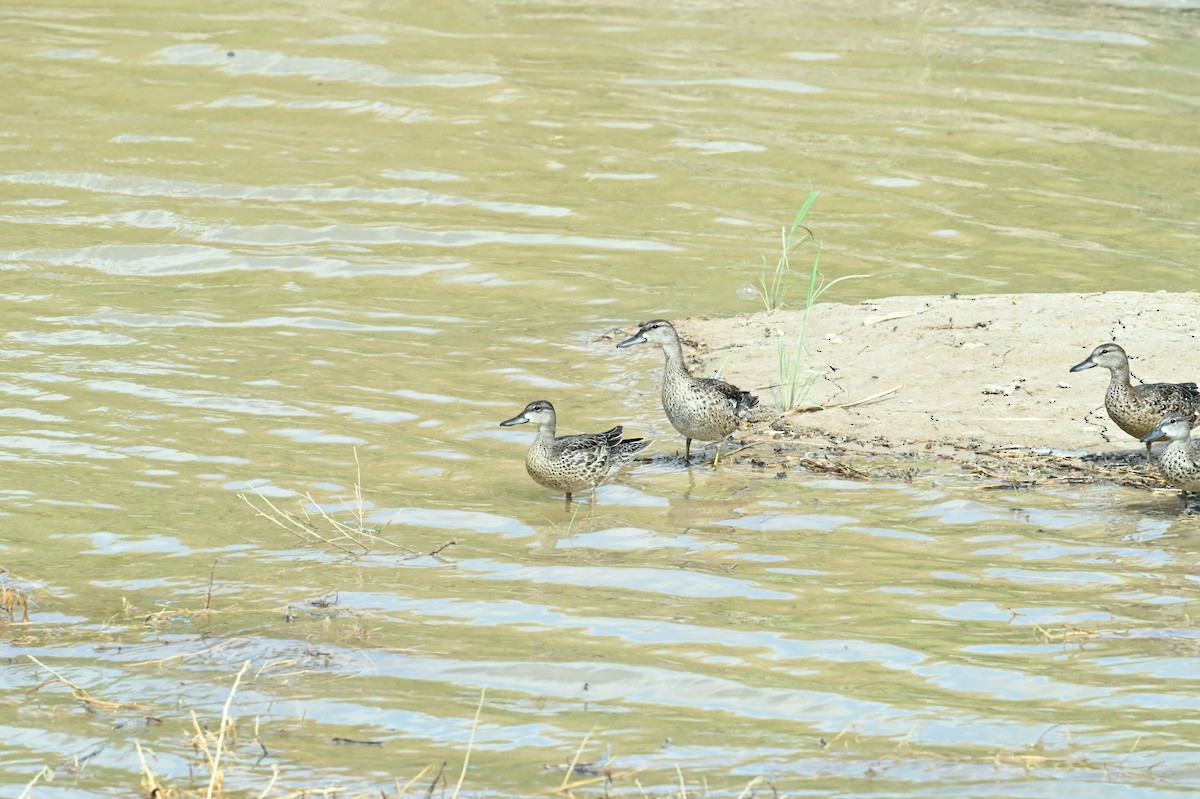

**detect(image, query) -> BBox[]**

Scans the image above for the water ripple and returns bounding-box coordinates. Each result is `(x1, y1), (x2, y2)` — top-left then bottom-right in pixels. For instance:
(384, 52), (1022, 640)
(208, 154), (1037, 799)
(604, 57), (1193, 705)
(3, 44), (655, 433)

(85, 380), (320, 417)
(154, 43), (500, 88)
(944, 26), (1150, 46)
(7, 330), (138, 346)
(0, 171), (569, 218)
(627, 77), (822, 94)
(201, 223), (679, 252)
(457, 558), (794, 600)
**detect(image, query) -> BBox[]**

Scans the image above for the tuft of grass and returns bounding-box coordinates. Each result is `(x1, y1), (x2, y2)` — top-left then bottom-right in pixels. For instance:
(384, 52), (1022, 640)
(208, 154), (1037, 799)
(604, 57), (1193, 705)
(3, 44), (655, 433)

(755, 189), (821, 314)
(758, 193), (866, 409)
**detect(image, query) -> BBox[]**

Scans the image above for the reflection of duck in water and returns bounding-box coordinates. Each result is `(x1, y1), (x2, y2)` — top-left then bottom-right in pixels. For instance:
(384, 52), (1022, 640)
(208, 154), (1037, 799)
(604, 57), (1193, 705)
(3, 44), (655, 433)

(1142, 413), (1200, 507)
(664, 473), (752, 533)
(1070, 342), (1200, 463)
(618, 319), (758, 466)
(500, 400), (650, 506)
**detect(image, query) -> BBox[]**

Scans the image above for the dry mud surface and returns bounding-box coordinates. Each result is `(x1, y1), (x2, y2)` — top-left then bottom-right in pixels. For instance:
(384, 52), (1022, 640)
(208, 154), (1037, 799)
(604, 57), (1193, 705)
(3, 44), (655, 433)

(611, 291), (1200, 486)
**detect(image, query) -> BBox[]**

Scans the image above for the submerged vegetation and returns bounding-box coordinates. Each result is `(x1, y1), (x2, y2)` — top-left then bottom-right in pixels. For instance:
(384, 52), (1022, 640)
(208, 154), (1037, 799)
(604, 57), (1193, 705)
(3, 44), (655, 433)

(15, 661), (1171, 799)
(0, 573), (32, 624)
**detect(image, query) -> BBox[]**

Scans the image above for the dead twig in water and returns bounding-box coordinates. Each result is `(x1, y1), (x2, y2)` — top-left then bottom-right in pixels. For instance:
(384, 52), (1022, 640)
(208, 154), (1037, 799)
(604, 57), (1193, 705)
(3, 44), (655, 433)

(424, 761), (448, 799)
(25, 654), (152, 713)
(800, 457), (869, 480)
(425, 539), (459, 558)
(0, 574), (32, 623)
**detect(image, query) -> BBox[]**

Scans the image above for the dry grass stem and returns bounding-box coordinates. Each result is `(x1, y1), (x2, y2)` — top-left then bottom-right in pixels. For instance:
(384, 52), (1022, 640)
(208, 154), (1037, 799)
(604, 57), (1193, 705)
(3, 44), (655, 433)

(733, 776), (770, 799)
(206, 659), (251, 799)
(135, 741), (164, 797)
(273, 788), (350, 799)
(397, 762), (436, 796)
(862, 307), (931, 326)
(16, 766), (52, 799)
(893, 723), (932, 756)
(353, 445), (366, 525)
(560, 727), (596, 790)
(131, 643), (221, 668)
(254, 764), (281, 799)
(783, 385), (903, 415)
(25, 654), (152, 712)
(821, 720), (861, 751)
(450, 687), (487, 799)
(238, 484), (415, 558)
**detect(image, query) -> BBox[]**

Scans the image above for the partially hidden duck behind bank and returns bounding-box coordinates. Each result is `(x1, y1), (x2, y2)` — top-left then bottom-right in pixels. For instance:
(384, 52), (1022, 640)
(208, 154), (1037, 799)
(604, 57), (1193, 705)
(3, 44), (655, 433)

(1070, 342), (1200, 463)
(618, 319), (758, 466)
(499, 399), (651, 505)
(1141, 412), (1200, 505)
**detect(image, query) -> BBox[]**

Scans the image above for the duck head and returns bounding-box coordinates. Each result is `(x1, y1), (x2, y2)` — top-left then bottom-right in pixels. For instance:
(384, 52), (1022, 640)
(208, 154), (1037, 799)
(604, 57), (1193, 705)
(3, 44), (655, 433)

(617, 319), (678, 349)
(500, 399), (557, 428)
(1070, 342), (1129, 373)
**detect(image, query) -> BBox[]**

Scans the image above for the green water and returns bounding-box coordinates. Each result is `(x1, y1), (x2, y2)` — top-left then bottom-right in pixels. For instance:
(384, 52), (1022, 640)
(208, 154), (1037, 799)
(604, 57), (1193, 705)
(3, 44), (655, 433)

(3, 1), (1200, 797)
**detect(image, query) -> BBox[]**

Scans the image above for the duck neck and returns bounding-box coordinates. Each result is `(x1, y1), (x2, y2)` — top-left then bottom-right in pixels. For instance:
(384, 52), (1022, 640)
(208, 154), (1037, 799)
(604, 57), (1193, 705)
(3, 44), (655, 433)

(1106, 362), (1133, 396)
(531, 418), (557, 447)
(658, 335), (690, 376)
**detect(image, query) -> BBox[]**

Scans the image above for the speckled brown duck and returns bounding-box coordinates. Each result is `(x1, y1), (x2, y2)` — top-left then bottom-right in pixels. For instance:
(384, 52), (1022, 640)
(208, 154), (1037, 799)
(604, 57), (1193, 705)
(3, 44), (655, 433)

(1069, 342), (1200, 463)
(499, 400), (650, 504)
(617, 319), (758, 466)
(1142, 412), (1200, 503)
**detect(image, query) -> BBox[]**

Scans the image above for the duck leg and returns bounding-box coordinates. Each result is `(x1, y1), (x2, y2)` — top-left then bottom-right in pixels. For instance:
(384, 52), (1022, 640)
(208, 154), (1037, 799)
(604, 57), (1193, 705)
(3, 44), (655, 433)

(564, 492), (573, 510)
(1144, 441), (1154, 467)
(712, 440), (723, 468)
(684, 438), (692, 463)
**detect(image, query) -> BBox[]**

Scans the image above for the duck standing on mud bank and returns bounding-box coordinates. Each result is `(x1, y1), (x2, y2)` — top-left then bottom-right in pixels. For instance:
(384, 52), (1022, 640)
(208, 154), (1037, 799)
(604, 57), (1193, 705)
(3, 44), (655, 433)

(618, 319), (758, 467)
(1069, 342), (1200, 464)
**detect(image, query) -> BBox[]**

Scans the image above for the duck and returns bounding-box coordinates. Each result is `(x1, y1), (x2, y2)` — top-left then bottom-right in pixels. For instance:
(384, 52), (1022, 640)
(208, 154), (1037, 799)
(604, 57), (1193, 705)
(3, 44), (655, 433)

(617, 319), (758, 466)
(1069, 342), (1200, 463)
(499, 400), (650, 505)
(1141, 412), (1200, 505)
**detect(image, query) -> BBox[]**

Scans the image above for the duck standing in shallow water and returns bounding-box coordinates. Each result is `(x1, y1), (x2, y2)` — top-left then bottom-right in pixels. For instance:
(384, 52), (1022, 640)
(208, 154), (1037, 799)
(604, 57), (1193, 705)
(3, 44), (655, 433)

(617, 319), (758, 466)
(1141, 412), (1200, 508)
(499, 400), (650, 506)
(1069, 342), (1200, 463)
